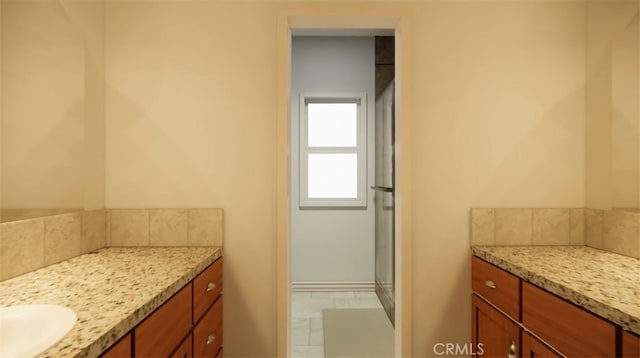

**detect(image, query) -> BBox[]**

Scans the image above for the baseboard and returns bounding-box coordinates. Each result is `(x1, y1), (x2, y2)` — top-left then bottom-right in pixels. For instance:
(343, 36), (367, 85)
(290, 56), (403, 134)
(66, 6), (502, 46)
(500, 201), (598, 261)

(291, 281), (375, 292)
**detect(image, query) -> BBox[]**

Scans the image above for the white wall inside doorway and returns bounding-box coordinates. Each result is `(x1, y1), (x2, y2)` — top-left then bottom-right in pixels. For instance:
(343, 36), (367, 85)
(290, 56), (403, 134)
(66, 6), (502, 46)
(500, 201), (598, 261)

(290, 36), (376, 286)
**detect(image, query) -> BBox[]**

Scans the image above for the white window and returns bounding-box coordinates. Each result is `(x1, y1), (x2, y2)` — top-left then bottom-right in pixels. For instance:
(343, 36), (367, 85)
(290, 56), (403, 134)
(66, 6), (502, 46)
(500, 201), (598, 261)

(299, 93), (367, 207)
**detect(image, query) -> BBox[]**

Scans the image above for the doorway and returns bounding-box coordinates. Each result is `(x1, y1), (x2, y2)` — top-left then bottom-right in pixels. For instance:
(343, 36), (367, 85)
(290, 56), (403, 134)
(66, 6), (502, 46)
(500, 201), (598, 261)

(275, 8), (412, 357)
(289, 34), (391, 358)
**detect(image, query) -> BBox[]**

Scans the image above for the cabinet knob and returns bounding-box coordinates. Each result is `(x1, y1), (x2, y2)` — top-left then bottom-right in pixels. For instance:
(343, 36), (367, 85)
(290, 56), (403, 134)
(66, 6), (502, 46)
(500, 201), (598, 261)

(206, 333), (217, 345)
(206, 282), (217, 292)
(508, 341), (517, 358)
(484, 280), (497, 289)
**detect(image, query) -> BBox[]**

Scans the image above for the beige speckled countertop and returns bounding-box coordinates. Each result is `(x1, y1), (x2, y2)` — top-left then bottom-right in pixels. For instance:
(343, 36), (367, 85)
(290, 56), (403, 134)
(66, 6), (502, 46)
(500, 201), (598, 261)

(0, 247), (222, 357)
(472, 246), (640, 335)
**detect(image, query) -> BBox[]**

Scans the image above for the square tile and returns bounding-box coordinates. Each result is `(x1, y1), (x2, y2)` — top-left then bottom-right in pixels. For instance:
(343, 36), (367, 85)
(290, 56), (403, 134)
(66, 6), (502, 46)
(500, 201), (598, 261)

(150, 209), (188, 246)
(45, 213), (82, 265)
(109, 209), (149, 246)
(311, 291), (355, 299)
(570, 208), (585, 245)
(532, 209), (570, 245)
(334, 297), (382, 309)
(603, 210), (640, 258)
(309, 318), (324, 346)
(355, 291), (377, 298)
(292, 298), (335, 318)
(292, 318), (310, 346)
(292, 292), (312, 299)
(292, 345), (324, 358)
(585, 209), (604, 249)
(0, 218), (45, 280)
(495, 209), (532, 245)
(82, 209), (106, 253)
(471, 208), (495, 245)
(188, 209), (223, 246)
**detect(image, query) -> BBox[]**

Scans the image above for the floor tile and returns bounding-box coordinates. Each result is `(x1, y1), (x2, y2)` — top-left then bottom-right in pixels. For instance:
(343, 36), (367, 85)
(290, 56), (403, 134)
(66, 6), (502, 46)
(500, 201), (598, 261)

(292, 298), (335, 318)
(309, 318), (324, 346)
(292, 345), (325, 358)
(292, 318), (310, 346)
(334, 297), (383, 309)
(311, 291), (355, 299)
(292, 291), (312, 299)
(355, 291), (378, 298)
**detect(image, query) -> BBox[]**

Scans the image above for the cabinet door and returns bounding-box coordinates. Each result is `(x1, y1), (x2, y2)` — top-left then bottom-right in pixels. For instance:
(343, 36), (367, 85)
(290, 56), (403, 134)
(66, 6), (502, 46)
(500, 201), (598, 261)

(136, 284), (193, 357)
(624, 331), (640, 358)
(522, 332), (561, 358)
(172, 333), (193, 358)
(522, 282), (615, 357)
(194, 297), (223, 358)
(100, 333), (131, 358)
(472, 294), (520, 358)
(194, 258), (223, 323)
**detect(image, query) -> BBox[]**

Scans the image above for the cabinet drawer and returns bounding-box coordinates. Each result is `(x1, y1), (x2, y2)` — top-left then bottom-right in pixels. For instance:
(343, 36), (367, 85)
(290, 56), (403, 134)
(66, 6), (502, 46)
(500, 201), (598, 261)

(472, 294), (519, 358)
(194, 258), (223, 322)
(100, 333), (131, 358)
(135, 284), (193, 357)
(522, 332), (562, 358)
(194, 297), (223, 358)
(624, 331), (640, 358)
(172, 333), (193, 358)
(471, 256), (520, 320)
(522, 282), (615, 357)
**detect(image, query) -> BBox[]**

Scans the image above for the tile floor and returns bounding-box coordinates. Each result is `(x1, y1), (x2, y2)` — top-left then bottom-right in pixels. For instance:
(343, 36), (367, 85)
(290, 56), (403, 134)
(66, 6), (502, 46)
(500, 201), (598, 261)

(291, 291), (384, 358)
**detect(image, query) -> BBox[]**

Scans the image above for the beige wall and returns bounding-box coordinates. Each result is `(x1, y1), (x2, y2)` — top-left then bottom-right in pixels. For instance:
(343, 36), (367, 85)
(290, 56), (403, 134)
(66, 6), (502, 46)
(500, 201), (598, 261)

(586, 1), (640, 210)
(105, 1), (586, 357)
(0, 0), (105, 213)
(411, 2), (585, 355)
(105, 2), (278, 356)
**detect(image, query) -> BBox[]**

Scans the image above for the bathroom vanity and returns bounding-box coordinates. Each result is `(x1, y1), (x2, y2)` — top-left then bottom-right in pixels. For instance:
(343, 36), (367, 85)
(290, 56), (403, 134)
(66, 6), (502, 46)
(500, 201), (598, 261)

(0, 247), (222, 357)
(471, 246), (640, 357)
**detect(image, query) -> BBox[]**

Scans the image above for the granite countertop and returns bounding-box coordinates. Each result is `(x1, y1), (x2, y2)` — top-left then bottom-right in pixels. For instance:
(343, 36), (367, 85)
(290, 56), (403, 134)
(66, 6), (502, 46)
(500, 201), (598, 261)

(0, 247), (222, 357)
(472, 246), (640, 335)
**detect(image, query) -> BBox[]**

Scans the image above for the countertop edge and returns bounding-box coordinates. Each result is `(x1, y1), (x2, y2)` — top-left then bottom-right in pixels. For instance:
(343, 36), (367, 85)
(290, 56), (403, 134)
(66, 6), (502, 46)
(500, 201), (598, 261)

(81, 249), (222, 357)
(471, 246), (640, 335)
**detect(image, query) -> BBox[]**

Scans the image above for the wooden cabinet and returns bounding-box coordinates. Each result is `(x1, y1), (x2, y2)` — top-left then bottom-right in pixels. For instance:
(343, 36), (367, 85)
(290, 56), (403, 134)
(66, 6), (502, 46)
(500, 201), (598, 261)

(472, 256), (625, 358)
(522, 281), (615, 357)
(136, 284), (193, 357)
(172, 334), (193, 358)
(194, 297), (223, 357)
(194, 257), (223, 321)
(471, 294), (519, 358)
(521, 332), (561, 358)
(472, 256), (520, 320)
(99, 257), (223, 358)
(624, 331), (640, 358)
(100, 333), (131, 358)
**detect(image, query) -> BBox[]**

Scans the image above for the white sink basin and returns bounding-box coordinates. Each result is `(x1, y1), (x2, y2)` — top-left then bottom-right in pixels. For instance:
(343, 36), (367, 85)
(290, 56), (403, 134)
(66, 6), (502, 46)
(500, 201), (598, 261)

(0, 304), (77, 358)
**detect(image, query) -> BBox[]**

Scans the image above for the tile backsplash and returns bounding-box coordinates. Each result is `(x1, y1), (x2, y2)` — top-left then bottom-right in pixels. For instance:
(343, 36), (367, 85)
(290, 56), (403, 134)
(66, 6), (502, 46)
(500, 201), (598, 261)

(0, 208), (224, 281)
(108, 208), (223, 247)
(472, 207), (640, 259)
(472, 208), (585, 247)
(0, 210), (106, 281)
(585, 208), (640, 259)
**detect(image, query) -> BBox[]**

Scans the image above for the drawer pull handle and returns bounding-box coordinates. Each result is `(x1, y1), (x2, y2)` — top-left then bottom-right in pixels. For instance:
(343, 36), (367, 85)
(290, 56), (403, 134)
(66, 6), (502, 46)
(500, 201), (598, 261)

(207, 282), (217, 292)
(485, 280), (497, 289)
(508, 341), (517, 358)
(206, 333), (216, 345)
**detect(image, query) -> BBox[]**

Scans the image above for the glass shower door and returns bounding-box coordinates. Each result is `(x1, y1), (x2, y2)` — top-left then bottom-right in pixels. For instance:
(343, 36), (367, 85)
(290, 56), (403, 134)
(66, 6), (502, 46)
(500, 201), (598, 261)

(374, 80), (395, 325)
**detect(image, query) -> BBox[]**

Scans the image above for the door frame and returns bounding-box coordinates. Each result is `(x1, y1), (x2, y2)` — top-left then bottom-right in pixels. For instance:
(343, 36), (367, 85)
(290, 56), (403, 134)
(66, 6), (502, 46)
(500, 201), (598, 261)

(276, 5), (413, 357)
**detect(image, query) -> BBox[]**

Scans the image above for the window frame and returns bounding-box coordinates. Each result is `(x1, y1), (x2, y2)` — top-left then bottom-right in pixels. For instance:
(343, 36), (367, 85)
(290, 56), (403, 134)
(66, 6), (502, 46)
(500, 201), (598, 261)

(299, 93), (368, 208)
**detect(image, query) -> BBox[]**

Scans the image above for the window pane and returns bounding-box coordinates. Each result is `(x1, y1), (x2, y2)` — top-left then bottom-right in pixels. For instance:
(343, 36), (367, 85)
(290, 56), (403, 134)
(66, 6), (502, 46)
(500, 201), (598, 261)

(308, 153), (358, 198)
(308, 103), (357, 147)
